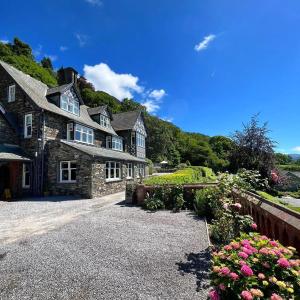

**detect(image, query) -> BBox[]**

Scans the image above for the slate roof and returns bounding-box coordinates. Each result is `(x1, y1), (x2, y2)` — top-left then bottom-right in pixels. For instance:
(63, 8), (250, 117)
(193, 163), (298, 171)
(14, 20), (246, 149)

(0, 144), (31, 161)
(46, 83), (72, 95)
(111, 110), (142, 131)
(87, 106), (107, 116)
(0, 61), (117, 135)
(61, 140), (146, 162)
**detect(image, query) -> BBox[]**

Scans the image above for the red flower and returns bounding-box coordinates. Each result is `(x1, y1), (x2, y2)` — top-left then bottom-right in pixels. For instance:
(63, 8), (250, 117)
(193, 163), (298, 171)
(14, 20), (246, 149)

(251, 223), (257, 230)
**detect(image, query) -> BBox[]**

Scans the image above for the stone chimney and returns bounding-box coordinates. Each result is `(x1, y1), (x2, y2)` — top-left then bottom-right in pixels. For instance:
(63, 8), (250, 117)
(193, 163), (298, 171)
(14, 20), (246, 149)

(57, 67), (78, 85)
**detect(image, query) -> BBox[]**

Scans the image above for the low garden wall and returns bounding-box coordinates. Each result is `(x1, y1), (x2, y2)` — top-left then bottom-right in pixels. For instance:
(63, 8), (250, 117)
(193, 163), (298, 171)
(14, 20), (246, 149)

(132, 183), (218, 205)
(232, 189), (300, 252)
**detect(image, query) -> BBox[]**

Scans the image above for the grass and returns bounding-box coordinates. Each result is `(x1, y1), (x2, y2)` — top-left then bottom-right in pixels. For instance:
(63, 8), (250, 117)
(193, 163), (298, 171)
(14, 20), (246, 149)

(143, 166), (216, 185)
(278, 164), (300, 172)
(256, 191), (300, 215)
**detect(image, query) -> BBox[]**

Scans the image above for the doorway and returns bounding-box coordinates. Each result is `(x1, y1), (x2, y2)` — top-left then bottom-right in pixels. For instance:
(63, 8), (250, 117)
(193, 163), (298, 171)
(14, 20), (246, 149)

(0, 163), (10, 198)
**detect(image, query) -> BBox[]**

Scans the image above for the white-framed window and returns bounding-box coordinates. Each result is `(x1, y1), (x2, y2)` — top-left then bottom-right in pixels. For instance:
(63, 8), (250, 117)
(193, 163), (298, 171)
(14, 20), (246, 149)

(106, 136), (112, 148)
(137, 133), (145, 148)
(112, 136), (123, 151)
(127, 163), (133, 179)
(74, 124), (94, 144)
(105, 161), (121, 181)
(60, 95), (79, 116)
(100, 114), (110, 128)
(22, 163), (30, 188)
(24, 114), (32, 138)
(8, 84), (16, 102)
(60, 161), (77, 183)
(67, 123), (74, 141)
(137, 163), (145, 178)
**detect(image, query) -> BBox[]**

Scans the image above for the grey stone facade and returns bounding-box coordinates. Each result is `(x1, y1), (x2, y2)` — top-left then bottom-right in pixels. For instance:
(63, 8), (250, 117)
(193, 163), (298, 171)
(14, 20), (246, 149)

(0, 113), (18, 145)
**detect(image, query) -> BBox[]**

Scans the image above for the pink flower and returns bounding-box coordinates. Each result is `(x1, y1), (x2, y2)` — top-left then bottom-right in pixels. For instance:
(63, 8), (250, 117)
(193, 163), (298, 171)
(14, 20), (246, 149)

(223, 203), (229, 209)
(277, 258), (290, 268)
(234, 203), (242, 209)
(262, 262), (270, 269)
(270, 293), (283, 300)
(230, 242), (240, 249)
(260, 235), (269, 240)
(241, 239), (251, 246)
(224, 245), (232, 251)
(241, 290), (253, 300)
(239, 260), (247, 266)
(242, 247), (253, 255)
(219, 267), (230, 276)
(230, 272), (239, 281)
(269, 240), (278, 247)
(251, 223), (257, 230)
(241, 265), (254, 277)
(258, 273), (265, 280)
(259, 248), (269, 255)
(238, 252), (249, 259)
(218, 283), (226, 291)
(209, 289), (220, 300)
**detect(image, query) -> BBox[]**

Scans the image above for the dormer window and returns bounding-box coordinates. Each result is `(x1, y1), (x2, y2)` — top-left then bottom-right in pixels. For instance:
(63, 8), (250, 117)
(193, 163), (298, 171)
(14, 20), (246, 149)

(106, 136), (123, 151)
(61, 94), (79, 116)
(100, 114), (110, 128)
(8, 84), (16, 102)
(74, 124), (94, 144)
(136, 133), (145, 148)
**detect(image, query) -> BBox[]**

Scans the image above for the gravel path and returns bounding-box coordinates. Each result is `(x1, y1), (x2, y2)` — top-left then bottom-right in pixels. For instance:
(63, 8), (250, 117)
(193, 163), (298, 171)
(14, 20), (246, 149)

(0, 193), (210, 299)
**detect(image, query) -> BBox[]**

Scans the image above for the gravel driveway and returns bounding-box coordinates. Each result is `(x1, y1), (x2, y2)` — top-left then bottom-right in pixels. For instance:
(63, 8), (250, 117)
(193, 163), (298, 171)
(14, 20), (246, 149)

(0, 193), (210, 300)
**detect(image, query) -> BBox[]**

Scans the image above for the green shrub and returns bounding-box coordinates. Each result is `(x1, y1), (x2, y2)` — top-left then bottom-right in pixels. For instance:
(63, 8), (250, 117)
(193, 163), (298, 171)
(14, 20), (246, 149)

(194, 188), (212, 217)
(279, 164), (300, 171)
(143, 197), (165, 211)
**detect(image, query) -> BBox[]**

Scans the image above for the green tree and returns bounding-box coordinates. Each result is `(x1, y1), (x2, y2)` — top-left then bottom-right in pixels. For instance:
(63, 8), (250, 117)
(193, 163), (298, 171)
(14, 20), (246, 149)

(41, 57), (53, 70)
(275, 153), (292, 165)
(11, 37), (33, 59)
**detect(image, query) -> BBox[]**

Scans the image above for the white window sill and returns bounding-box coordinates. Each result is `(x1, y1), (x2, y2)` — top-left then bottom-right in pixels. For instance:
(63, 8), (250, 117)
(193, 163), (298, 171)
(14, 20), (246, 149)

(24, 136), (32, 139)
(105, 178), (122, 183)
(59, 181), (76, 184)
(126, 177), (133, 180)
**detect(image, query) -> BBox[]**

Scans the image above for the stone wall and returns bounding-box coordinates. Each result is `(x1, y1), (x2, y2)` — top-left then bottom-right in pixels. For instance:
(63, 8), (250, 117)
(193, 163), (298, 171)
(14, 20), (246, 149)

(46, 141), (93, 198)
(0, 113), (18, 145)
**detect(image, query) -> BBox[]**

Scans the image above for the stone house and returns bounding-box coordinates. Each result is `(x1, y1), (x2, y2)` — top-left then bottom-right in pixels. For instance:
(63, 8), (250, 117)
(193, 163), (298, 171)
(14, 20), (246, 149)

(0, 61), (147, 199)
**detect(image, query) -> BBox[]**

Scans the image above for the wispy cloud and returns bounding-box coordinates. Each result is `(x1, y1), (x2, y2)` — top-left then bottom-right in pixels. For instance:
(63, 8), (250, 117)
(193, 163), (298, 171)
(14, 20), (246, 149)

(149, 89), (166, 100)
(45, 54), (58, 62)
(0, 38), (9, 44)
(85, 0), (102, 6)
(142, 100), (160, 114)
(161, 116), (174, 122)
(194, 34), (216, 52)
(59, 46), (68, 52)
(33, 44), (43, 57)
(292, 146), (300, 152)
(75, 33), (89, 47)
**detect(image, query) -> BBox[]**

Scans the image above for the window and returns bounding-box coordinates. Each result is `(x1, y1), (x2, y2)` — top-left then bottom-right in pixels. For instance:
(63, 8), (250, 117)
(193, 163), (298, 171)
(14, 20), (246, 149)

(112, 136), (123, 151)
(105, 161), (121, 181)
(67, 123), (74, 141)
(127, 163), (133, 179)
(106, 136), (112, 148)
(24, 114), (32, 138)
(60, 95), (79, 116)
(74, 124), (94, 144)
(136, 133), (145, 148)
(100, 114), (110, 128)
(137, 164), (145, 178)
(8, 85), (15, 102)
(22, 164), (30, 188)
(60, 161), (77, 183)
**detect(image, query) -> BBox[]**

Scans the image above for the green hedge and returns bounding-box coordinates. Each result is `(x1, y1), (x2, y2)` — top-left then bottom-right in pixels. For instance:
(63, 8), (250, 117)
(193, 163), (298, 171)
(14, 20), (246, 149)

(278, 164), (300, 171)
(143, 167), (216, 185)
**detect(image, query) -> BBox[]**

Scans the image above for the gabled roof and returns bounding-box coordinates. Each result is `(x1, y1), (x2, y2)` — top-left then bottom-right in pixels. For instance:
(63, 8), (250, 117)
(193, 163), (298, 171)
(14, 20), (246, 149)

(0, 144), (31, 161)
(46, 83), (72, 95)
(87, 105), (113, 119)
(111, 110), (143, 131)
(0, 61), (117, 135)
(61, 140), (145, 162)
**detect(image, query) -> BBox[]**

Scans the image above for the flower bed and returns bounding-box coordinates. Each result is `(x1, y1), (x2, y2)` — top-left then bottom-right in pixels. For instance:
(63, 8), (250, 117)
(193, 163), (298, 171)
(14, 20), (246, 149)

(210, 232), (300, 300)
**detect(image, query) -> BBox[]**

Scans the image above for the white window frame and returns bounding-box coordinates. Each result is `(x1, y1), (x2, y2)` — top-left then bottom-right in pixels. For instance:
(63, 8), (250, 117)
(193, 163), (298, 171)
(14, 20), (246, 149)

(100, 114), (110, 128)
(24, 114), (32, 138)
(112, 136), (123, 151)
(59, 161), (77, 183)
(8, 84), (16, 102)
(74, 124), (94, 144)
(67, 123), (74, 141)
(105, 161), (121, 182)
(137, 164), (145, 178)
(60, 95), (80, 116)
(136, 133), (145, 148)
(22, 164), (30, 188)
(127, 163), (133, 179)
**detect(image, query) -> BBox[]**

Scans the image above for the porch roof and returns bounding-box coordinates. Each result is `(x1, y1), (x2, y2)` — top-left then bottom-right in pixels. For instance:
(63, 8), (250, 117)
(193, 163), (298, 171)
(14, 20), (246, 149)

(61, 140), (146, 163)
(0, 144), (31, 161)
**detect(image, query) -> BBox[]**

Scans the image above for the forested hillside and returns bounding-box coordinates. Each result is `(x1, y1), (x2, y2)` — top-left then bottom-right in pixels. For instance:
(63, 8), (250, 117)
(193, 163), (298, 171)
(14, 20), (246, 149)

(0, 38), (233, 170)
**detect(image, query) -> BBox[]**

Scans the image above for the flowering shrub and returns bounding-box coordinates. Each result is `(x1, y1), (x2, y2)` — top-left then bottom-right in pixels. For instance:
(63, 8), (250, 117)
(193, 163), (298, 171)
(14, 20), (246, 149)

(210, 232), (300, 299)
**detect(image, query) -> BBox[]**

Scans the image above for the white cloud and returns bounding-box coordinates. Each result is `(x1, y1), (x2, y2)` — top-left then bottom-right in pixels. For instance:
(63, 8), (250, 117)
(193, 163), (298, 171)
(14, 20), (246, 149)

(33, 44), (43, 57)
(149, 89), (166, 100)
(0, 38), (9, 44)
(141, 100), (160, 113)
(292, 146), (300, 152)
(85, 0), (102, 6)
(59, 46), (68, 52)
(75, 33), (88, 47)
(194, 34), (216, 52)
(161, 116), (174, 122)
(83, 62), (143, 100)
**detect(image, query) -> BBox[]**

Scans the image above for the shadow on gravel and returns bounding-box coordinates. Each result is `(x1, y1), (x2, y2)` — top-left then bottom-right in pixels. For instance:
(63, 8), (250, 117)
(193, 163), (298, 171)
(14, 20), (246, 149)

(176, 247), (211, 292)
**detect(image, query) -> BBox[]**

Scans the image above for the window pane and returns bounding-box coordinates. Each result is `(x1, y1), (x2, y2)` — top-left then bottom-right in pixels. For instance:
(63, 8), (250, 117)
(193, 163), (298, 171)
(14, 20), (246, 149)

(116, 168), (120, 178)
(71, 169), (76, 181)
(75, 131), (81, 141)
(82, 133), (87, 142)
(70, 162), (77, 169)
(110, 168), (114, 178)
(61, 162), (68, 169)
(62, 170), (69, 180)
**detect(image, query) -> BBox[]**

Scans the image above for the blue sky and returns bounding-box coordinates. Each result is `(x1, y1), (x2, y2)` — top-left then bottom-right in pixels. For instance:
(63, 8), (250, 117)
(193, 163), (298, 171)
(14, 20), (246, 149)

(1, 0), (300, 153)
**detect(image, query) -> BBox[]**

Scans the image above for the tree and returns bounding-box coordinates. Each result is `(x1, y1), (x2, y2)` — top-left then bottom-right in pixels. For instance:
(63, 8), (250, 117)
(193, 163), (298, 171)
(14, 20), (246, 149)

(275, 153), (292, 165)
(41, 57), (53, 70)
(230, 115), (276, 178)
(11, 37), (33, 59)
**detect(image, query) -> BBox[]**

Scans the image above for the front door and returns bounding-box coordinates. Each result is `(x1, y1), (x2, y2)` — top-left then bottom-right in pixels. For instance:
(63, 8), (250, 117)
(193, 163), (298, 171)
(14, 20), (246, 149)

(0, 163), (10, 198)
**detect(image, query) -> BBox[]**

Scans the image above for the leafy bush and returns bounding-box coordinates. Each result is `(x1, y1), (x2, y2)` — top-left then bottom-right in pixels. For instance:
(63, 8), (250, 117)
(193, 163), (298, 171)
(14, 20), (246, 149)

(143, 197), (165, 211)
(143, 167), (216, 185)
(279, 164), (300, 172)
(194, 188), (213, 217)
(237, 169), (269, 192)
(210, 232), (300, 300)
